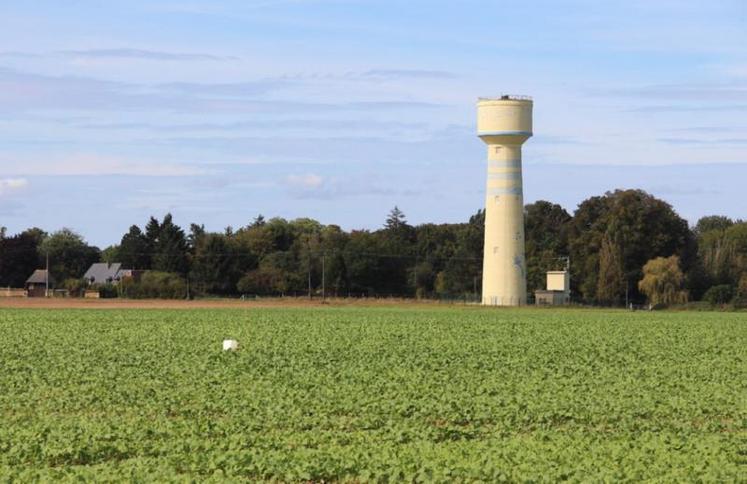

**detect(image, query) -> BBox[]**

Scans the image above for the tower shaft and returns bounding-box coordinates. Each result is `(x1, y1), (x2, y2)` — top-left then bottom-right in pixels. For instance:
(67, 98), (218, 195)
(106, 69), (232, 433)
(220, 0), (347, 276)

(482, 142), (525, 305)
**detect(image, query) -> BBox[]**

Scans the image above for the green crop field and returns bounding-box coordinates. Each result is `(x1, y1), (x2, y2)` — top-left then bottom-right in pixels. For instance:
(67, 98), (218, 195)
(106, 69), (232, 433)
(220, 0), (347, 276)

(0, 307), (745, 481)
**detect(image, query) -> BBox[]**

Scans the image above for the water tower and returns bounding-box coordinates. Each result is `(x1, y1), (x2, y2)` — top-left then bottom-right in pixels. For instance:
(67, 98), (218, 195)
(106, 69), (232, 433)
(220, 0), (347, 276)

(477, 95), (533, 306)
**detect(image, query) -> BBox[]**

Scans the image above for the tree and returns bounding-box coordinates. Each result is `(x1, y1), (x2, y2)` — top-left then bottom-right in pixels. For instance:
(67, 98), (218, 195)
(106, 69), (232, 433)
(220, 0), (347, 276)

(251, 252), (302, 294)
(320, 225), (350, 296)
(385, 206), (407, 230)
(39, 228), (100, 283)
(291, 222), (323, 297)
(100, 245), (120, 263)
(0, 230), (42, 287)
(345, 230), (395, 296)
(151, 214), (189, 275)
(190, 233), (239, 295)
(119, 225), (151, 270)
(735, 274), (747, 306)
(264, 218), (295, 252)
(596, 234), (625, 305)
(638, 255), (688, 306)
(188, 223), (206, 250)
(412, 261), (436, 298)
(252, 214), (266, 227)
(524, 201), (571, 293)
(694, 215), (734, 235)
(569, 189), (691, 303)
(695, 219), (747, 294)
(434, 210), (483, 298)
(725, 222), (747, 259)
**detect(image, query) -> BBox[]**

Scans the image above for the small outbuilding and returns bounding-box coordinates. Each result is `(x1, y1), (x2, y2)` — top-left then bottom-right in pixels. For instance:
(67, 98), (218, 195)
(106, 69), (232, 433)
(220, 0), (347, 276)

(26, 270), (53, 297)
(535, 270), (570, 306)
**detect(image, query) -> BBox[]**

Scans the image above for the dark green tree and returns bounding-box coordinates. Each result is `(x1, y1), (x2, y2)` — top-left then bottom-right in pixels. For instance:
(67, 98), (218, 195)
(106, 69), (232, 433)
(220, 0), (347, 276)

(151, 214), (189, 275)
(40, 228), (100, 283)
(385, 206), (407, 230)
(596, 234), (625, 305)
(188, 223), (206, 250)
(435, 210), (484, 298)
(190, 233), (238, 295)
(695, 215), (734, 235)
(0, 230), (43, 287)
(119, 225), (151, 269)
(524, 201), (571, 293)
(252, 214), (266, 227)
(100, 245), (120, 263)
(569, 189), (691, 303)
(319, 225), (350, 296)
(144, 216), (161, 249)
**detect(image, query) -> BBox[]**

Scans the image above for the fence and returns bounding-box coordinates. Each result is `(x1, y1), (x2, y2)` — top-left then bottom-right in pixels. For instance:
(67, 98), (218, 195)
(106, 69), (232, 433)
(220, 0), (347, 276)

(0, 287), (26, 297)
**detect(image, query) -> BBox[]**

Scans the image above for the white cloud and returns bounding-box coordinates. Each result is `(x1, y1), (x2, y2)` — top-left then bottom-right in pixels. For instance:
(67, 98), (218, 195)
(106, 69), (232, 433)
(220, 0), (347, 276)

(60, 49), (238, 62)
(0, 154), (206, 177)
(0, 177), (28, 195)
(287, 173), (324, 188)
(721, 64), (747, 79)
(0, 49), (237, 62)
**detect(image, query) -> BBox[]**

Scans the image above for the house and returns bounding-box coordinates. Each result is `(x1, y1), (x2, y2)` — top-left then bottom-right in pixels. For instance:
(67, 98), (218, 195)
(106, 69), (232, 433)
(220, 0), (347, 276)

(83, 262), (130, 285)
(26, 269), (53, 297)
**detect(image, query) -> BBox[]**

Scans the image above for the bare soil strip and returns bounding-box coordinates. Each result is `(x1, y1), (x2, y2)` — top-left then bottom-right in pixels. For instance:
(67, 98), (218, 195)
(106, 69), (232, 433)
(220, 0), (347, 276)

(0, 297), (450, 310)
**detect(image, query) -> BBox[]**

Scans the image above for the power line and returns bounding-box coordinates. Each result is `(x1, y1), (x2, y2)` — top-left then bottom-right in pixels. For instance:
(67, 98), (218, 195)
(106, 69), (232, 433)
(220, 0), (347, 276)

(106, 248), (484, 263)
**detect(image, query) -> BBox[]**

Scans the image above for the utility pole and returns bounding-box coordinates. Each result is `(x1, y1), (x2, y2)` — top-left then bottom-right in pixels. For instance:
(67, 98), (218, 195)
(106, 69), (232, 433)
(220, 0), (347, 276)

(45, 251), (49, 297)
(321, 253), (326, 302)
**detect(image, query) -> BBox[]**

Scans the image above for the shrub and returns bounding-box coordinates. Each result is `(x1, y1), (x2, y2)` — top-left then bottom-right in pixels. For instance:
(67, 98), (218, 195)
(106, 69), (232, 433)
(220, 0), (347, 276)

(237, 267), (285, 296)
(702, 284), (735, 305)
(733, 275), (747, 308)
(63, 278), (87, 297)
(98, 283), (118, 299)
(118, 271), (187, 299)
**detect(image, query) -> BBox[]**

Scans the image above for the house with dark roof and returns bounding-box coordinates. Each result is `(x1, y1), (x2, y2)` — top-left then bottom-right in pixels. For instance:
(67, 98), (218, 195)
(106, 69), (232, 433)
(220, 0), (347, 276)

(26, 269), (52, 297)
(83, 263), (129, 285)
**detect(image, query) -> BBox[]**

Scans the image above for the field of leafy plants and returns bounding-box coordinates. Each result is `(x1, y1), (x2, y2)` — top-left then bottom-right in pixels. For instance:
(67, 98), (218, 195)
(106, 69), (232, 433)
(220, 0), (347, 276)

(0, 306), (745, 481)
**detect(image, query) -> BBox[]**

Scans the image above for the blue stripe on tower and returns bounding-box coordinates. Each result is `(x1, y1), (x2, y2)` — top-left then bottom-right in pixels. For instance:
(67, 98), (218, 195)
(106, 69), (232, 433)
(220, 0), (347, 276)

(487, 172), (522, 180)
(488, 160), (521, 169)
(487, 187), (523, 196)
(478, 130), (532, 137)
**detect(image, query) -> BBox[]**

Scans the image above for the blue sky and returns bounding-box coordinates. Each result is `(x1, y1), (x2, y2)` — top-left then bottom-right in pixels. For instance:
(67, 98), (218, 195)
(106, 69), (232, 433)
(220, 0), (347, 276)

(1, 0), (746, 247)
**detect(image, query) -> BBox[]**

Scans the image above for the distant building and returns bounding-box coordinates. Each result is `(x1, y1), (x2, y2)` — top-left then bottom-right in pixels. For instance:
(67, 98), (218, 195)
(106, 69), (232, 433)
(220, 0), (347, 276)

(26, 269), (52, 297)
(83, 263), (130, 285)
(535, 270), (570, 305)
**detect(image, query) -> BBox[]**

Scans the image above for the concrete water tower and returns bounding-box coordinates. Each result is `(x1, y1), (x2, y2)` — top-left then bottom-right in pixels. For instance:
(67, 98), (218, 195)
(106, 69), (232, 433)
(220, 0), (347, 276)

(477, 95), (533, 306)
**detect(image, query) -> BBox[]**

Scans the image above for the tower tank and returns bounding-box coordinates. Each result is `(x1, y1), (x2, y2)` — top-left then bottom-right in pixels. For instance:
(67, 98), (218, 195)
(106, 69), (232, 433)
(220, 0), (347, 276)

(477, 95), (533, 306)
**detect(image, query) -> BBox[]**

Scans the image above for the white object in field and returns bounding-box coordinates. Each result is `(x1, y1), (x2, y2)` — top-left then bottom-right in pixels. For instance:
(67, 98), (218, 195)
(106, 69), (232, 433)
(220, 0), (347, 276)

(222, 339), (239, 351)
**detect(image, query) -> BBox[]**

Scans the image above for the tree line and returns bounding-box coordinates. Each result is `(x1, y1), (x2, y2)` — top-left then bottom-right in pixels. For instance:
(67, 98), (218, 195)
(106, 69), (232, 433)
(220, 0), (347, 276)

(1, 188), (746, 306)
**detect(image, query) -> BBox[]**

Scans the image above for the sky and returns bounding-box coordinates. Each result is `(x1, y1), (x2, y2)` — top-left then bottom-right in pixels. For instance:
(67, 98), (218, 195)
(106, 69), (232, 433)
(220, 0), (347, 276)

(0, 0), (746, 247)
